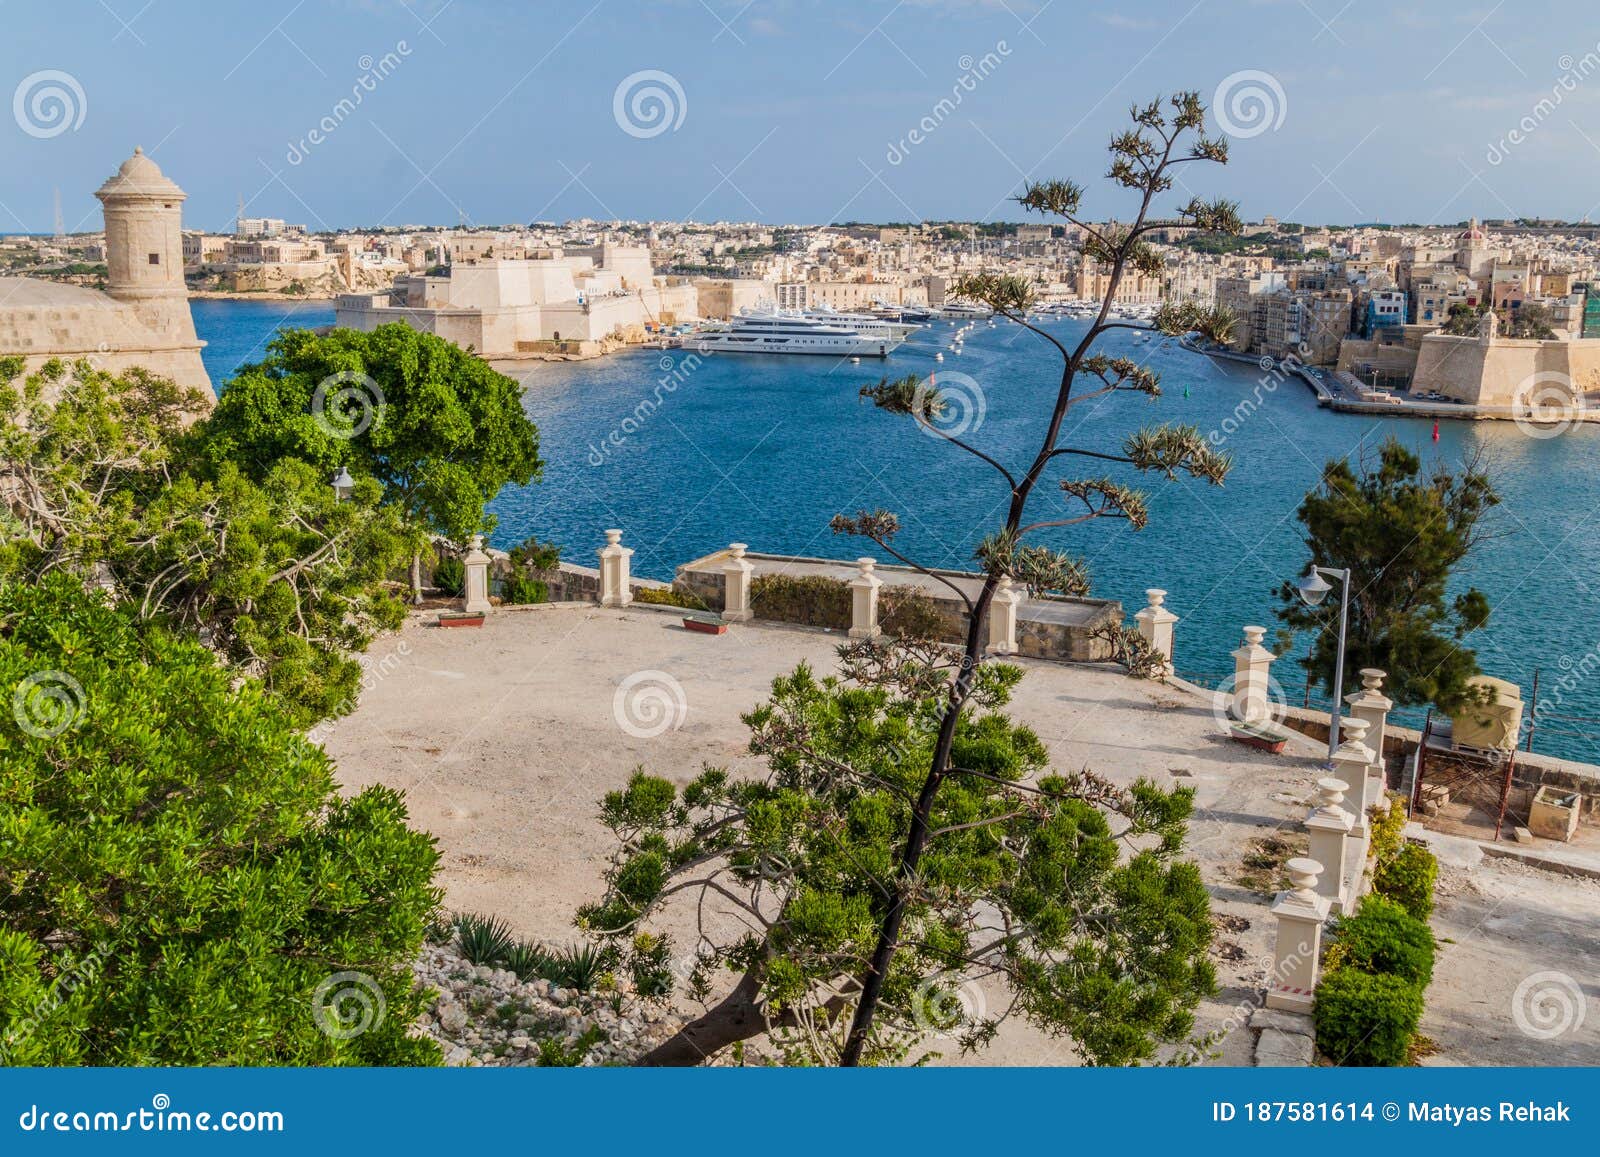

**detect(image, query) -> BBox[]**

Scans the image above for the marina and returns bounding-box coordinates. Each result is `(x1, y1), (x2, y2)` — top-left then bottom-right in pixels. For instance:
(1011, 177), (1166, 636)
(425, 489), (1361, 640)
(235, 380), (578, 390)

(188, 300), (1600, 764)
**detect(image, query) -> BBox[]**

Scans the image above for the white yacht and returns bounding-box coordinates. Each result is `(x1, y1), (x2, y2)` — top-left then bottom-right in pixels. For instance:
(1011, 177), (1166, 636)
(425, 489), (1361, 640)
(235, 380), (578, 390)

(694, 309), (906, 357)
(801, 306), (922, 341)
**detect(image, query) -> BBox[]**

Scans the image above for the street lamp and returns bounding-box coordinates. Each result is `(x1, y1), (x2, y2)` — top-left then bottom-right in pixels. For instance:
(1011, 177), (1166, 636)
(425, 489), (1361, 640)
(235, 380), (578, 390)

(331, 467), (355, 503)
(1296, 564), (1351, 762)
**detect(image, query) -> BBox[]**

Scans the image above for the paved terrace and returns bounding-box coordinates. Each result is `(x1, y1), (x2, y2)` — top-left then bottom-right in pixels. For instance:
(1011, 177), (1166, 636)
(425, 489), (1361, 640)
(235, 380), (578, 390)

(322, 603), (1598, 1066)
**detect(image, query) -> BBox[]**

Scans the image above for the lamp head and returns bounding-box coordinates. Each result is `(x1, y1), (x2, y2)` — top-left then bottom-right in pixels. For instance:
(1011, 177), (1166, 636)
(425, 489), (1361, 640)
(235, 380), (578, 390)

(1296, 567), (1332, 608)
(331, 467), (355, 502)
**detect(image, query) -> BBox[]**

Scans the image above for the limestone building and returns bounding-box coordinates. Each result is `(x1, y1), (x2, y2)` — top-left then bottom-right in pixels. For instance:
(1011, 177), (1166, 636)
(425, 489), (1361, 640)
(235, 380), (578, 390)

(334, 242), (698, 358)
(0, 148), (211, 397)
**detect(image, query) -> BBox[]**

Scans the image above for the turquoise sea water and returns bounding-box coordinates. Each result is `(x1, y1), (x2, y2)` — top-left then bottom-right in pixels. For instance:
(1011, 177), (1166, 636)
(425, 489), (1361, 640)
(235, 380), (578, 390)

(193, 301), (1600, 763)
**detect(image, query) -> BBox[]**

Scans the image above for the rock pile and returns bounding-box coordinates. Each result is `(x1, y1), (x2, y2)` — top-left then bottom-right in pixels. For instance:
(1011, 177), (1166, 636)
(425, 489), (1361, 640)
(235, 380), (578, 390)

(411, 941), (682, 1066)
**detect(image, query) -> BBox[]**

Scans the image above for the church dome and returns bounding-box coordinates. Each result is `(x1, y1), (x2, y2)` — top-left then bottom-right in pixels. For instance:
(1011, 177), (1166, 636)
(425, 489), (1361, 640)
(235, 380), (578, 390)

(96, 146), (185, 201)
(1458, 217), (1486, 242)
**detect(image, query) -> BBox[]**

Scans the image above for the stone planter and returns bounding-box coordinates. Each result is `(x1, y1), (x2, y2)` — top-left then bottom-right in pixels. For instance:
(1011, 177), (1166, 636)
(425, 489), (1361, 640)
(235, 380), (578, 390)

(438, 611), (485, 629)
(1230, 721), (1289, 754)
(682, 615), (728, 636)
(1528, 786), (1580, 842)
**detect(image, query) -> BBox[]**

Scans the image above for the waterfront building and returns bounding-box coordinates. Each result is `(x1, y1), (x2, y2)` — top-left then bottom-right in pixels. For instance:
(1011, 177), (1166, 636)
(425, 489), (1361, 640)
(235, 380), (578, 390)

(334, 244), (698, 358)
(0, 148), (210, 398)
(1361, 290), (1407, 337)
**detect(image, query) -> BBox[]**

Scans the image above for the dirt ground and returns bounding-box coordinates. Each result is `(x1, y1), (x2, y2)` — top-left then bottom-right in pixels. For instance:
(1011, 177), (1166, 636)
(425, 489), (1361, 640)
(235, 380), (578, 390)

(321, 602), (1590, 1066)
(1419, 840), (1598, 1065)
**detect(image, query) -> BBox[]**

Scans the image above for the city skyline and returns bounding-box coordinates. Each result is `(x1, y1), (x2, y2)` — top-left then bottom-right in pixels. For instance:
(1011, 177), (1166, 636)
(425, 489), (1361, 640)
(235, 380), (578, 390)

(5, 1), (1600, 233)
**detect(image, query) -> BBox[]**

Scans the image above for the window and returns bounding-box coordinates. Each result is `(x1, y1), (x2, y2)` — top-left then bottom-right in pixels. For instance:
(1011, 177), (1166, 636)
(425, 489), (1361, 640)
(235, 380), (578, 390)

(148, 253), (160, 265)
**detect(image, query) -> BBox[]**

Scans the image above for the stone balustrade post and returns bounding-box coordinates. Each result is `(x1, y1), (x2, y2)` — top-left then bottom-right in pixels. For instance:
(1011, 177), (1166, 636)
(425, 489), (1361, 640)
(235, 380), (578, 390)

(1133, 588), (1178, 677)
(597, 529), (633, 608)
(848, 558), (883, 640)
(462, 534), (492, 615)
(1266, 857), (1332, 1014)
(722, 543), (754, 622)
(1346, 669), (1393, 809)
(1229, 625), (1279, 726)
(988, 575), (1021, 656)
(1305, 775), (1356, 913)
(1331, 717), (1376, 881)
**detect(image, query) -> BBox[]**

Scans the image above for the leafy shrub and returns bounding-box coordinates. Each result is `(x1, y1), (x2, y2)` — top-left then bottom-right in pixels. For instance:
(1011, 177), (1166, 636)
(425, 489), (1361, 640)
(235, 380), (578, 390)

(1368, 797), (1407, 867)
(751, 574), (853, 629)
(454, 913), (515, 966)
(509, 536), (562, 573)
(502, 575), (549, 605)
(0, 575), (441, 1065)
(433, 557), (466, 597)
(880, 586), (949, 641)
(1313, 968), (1423, 1066)
(536, 1024), (605, 1066)
(633, 585), (710, 611)
(1327, 895), (1434, 987)
(1373, 842), (1438, 921)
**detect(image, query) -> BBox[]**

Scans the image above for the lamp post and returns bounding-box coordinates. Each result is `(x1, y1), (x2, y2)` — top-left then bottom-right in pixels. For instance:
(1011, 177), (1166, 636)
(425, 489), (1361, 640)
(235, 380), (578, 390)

(331, 467), (355, 503)
(1296, 564), (1351, 763)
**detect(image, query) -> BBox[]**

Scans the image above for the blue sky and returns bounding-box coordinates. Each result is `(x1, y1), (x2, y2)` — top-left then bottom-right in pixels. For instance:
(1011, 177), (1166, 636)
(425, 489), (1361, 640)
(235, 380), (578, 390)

(4, 0), (1600, 232)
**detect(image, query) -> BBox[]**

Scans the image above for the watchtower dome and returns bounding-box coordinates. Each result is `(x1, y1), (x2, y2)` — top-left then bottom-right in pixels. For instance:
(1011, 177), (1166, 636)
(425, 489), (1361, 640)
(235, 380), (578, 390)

(95, 147), (187, 302)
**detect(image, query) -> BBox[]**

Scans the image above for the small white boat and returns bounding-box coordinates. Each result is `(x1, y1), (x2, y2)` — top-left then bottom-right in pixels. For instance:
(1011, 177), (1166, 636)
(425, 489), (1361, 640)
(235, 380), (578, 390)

(934, 352), (944, 361)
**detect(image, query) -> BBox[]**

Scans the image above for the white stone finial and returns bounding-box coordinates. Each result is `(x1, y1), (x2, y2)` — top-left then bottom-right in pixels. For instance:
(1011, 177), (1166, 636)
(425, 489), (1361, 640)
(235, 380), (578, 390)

(1242, 625), (1266, 646)
(1340, 716), (1370, 744)
(1360, 668), (1387, 692)
(1145, 588), (1167, 608)
(728, 542), (747, 560)
(1285, 857), (1322, 901)
(1314, 777), (1350, 811)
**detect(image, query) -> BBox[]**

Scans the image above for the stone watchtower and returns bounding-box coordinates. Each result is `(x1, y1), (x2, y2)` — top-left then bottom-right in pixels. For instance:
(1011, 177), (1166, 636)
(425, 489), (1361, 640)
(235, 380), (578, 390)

(96, 146), (188, 302)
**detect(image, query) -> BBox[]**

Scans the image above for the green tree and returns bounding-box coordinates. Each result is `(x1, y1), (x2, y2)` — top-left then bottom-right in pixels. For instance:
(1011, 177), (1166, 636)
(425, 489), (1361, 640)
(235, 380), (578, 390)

(1276, 437), (1496, 712)
(824, 94), (1239, 1066)
(0, 575), (441, 1065)
(200, 324), (542, 600)
(0, 359), (409, 727)
(583, 658), (1214, 1067)
(587, 95), (1239, 1067)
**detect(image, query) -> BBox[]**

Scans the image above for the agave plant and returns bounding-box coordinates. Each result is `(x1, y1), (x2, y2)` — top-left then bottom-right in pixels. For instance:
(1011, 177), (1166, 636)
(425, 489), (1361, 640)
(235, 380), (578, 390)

(546, 942), (611, 991)
(453, 912), (515, 966)
(501, 939), (556, 982)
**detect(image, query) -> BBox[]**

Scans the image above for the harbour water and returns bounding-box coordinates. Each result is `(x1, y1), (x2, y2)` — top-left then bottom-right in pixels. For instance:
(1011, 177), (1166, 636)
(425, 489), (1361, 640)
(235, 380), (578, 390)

(194, 301), (1600, 763)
